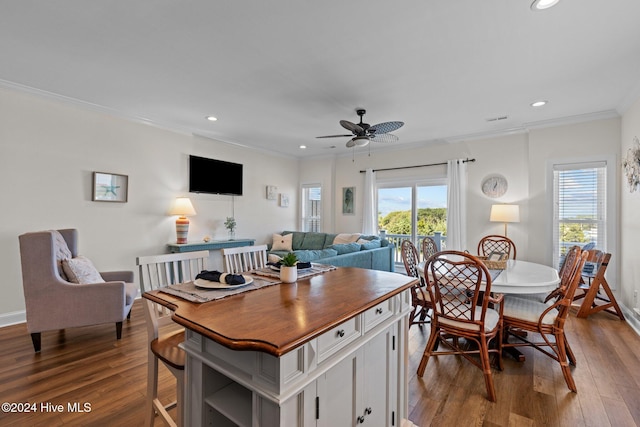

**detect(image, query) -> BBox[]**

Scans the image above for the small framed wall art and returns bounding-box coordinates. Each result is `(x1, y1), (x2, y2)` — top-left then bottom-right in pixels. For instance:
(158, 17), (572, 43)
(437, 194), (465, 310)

(279, 193), (290, 207)
(342, 187), (355, 215)
(266, 185), (278, 200)
(92, 172), (128, 202)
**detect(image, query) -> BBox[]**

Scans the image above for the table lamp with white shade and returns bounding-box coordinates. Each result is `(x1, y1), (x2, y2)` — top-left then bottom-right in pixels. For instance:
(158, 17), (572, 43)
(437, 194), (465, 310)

(169, 197), (197, 244)
(490, 204), (520, 237)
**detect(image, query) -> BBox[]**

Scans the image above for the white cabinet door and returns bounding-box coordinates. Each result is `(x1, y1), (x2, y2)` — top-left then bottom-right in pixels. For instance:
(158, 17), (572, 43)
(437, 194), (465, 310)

(361, 326), (397, 427)
(316, 350), (360, 427)
(315, 325), (398, 427)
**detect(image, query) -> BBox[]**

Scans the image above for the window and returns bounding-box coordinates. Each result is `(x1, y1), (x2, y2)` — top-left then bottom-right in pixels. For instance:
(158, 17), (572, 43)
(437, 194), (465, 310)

(377, 179), (447, 259)
(552, 161), (607, 267)
(301, 184), (322, 232)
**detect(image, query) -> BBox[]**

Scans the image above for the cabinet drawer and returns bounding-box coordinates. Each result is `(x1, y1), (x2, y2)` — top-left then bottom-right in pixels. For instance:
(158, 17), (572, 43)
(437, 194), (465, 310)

(364, 299), (394, 332)
(317, 316), (361, 363)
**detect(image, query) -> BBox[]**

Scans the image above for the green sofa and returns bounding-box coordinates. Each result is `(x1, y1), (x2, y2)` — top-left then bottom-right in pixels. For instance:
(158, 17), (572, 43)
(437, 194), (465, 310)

(268, 231), (395, 272)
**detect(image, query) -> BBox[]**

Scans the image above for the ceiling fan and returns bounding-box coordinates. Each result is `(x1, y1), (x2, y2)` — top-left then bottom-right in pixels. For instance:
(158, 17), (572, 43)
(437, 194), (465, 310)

(317, 109), (404, 148)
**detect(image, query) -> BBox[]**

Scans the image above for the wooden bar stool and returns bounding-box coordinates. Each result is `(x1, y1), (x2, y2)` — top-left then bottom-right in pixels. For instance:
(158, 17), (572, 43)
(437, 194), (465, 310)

(573, 252), (625, 320)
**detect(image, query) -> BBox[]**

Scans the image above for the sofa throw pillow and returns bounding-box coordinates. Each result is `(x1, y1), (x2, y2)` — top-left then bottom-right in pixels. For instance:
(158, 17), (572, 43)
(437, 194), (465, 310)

(329, 242), (361, 255)
(51, 230), (72, 280)
(272, 233), (293, 251)
(333, 233), (361, 245)
(301, 232), (327, 250)
(62, 256), (105, 284)
(360, 239), (382, 250)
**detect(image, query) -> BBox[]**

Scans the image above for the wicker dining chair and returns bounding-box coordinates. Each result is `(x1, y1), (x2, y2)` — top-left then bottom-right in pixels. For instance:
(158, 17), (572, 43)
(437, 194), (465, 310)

(421, 236), (439, 262)
(417, 251), (504, 402)
(478, 235), (517, 260)
(502, 250), (588, 392)
(400, 240), (432, 327)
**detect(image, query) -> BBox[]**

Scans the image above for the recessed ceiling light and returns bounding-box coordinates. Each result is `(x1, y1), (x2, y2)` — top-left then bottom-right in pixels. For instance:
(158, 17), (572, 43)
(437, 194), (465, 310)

(531, 100), (548, 107)
(205, 115), (217, 121)
(299, 145), (307, 149)
(531, 0), (560, 11)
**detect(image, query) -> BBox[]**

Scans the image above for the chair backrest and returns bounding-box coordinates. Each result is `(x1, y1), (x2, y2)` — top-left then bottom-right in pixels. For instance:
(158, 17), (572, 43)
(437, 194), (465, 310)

(477, 235), (517, 260)
(19, 229), (79, 294)
(549, 250), (588, 324)
(421, 236), (439, 262)
(558, 245), (581, 284)
(581, 249), (604, 276)
(137, 250), (209, 293)
(400, 240), (420, 278)
(136, 250), (209, 337)
(222, 244), (268, 273)
(425, 251), (493, 326)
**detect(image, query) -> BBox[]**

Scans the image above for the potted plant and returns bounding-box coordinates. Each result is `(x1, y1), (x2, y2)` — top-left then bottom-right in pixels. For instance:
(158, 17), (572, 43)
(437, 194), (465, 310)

(224, 217), (236, 240)
(280, 252), (298, 283)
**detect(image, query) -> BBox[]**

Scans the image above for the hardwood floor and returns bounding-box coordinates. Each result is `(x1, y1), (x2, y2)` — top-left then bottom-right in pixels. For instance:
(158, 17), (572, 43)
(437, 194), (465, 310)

(407, 308), (640, 427)
(0, 300), (639, 426)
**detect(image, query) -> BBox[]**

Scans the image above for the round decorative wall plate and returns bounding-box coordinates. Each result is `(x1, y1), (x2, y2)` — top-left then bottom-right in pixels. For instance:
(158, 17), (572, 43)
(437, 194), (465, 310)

(481, 175), (508, 198)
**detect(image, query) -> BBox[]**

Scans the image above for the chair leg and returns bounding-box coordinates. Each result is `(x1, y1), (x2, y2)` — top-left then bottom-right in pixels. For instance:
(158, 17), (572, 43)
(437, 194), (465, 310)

(417, 324), (439, 376)
(127, 308), (132, 320)
(174, 367), (185, 427)
(555, 332), (577, 392)
(116, 321), (123, 340)
(31, 332), (41, 353)
(564, 334), (577, 366)
(146, 351), (159, 427)
(479, 336), (496, 402)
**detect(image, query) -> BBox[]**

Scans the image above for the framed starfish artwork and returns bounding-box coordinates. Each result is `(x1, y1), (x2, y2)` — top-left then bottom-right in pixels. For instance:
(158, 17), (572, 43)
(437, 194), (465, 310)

(92, 172), (128, 202)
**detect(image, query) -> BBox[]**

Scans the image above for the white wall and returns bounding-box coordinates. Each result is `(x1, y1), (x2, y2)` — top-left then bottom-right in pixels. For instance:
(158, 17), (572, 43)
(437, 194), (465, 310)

(2, 83), (637, 326)
(621, 97), (640, 315)
(298, 119), (621, 275)
(0, 86), (299, 321)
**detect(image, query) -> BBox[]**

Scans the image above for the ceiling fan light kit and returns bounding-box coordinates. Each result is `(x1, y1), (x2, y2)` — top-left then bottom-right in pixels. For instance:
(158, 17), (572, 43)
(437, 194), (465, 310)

(317, 109), (404, 149)
(531, 0), (560, 11)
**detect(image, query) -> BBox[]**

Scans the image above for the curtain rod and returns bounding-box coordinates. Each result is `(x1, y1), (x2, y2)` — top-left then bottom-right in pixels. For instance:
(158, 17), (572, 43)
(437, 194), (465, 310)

(359, 158), (476, 173)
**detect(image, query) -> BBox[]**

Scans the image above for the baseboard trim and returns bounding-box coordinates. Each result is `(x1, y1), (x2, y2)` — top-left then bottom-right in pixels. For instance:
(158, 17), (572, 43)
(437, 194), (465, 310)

(0, 310), (26, 328)
(621, 304), (640, 337)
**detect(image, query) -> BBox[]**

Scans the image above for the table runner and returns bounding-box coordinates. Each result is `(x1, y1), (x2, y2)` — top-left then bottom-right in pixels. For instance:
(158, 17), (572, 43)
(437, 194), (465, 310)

(160, 275), (281, 303)
(159, 264), (337, 303)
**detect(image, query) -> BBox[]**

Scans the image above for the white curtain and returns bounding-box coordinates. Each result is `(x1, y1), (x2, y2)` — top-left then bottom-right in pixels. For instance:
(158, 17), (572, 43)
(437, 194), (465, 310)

(446, 159), (467, 251)
(362, 168), (377, 235)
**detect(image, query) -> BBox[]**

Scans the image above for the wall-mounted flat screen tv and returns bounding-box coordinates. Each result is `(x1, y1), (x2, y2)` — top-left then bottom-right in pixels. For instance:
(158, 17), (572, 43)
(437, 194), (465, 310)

(189, 155), (243, 196)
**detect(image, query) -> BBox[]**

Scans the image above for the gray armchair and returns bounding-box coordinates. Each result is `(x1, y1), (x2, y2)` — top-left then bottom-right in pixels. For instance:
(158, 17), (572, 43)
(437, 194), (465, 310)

(18, 229), (137, 352)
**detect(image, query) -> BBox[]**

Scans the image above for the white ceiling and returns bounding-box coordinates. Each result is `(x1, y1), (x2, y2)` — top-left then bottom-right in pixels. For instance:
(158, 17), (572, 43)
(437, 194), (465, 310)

(2, 0), (640, 158)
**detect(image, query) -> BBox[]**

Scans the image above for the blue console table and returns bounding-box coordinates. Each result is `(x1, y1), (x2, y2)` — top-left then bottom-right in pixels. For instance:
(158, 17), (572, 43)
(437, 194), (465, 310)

(167, 239), (255, 253)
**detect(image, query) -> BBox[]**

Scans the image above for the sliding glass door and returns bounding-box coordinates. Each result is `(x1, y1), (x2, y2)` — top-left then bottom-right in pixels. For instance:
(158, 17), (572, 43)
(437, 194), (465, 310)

(377, 180), (447, 257)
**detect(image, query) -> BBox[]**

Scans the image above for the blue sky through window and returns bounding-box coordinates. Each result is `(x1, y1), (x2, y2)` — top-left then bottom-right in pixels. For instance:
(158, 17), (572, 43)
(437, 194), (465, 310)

(378, 186), (447, 217)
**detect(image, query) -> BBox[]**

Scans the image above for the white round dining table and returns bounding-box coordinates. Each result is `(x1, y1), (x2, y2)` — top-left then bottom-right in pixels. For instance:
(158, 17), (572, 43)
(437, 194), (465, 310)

(490, 260), (560, 294)
(418, 259), (560, 295)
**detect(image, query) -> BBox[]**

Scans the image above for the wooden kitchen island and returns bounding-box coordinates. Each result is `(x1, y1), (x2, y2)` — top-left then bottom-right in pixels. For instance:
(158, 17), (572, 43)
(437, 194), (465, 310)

(144, 267), (417, 427)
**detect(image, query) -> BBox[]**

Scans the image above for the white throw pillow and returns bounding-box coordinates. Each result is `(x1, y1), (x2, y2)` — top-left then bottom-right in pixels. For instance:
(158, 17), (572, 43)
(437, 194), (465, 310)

(51, 230), (72, 280)
(333, 233), (361, 245)
(272, 233), (293, 251)
(62, 256), (105, 284)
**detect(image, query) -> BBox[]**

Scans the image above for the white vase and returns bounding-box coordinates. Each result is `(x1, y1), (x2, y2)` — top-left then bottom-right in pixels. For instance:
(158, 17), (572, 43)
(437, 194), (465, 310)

(280, 266), (298, 283)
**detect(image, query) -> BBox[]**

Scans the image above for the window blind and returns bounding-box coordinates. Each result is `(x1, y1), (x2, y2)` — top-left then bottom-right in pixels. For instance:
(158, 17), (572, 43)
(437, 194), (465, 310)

(553, 161), (607, 263)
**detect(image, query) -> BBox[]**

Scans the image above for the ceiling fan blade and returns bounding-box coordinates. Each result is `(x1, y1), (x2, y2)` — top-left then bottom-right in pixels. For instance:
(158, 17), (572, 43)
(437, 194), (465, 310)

(369, 121), (404, 134)
(316, 134), (354, 139)
(370, 133), (399, 143)
(340, 120), (364, 135)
